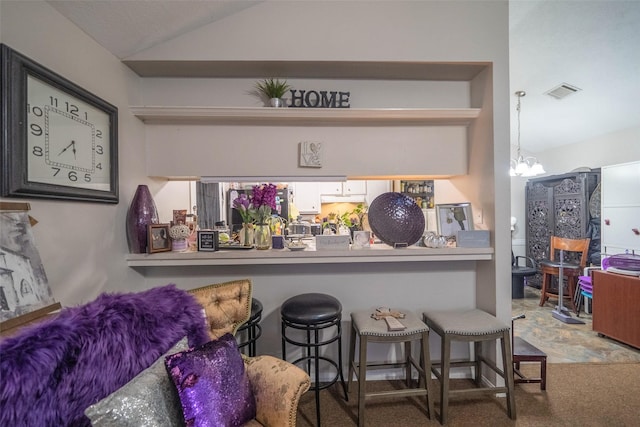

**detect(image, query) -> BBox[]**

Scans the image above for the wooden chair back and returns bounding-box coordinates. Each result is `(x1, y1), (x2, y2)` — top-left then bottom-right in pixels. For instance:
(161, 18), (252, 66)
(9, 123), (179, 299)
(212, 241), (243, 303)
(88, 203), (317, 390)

(549, 236), (590, 268)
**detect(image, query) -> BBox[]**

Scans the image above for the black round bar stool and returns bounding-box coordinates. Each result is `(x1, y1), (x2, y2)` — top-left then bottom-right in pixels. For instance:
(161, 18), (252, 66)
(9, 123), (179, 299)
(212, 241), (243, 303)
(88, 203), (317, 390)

(281, 293), (348, 427)
(236, 298), (263, 357)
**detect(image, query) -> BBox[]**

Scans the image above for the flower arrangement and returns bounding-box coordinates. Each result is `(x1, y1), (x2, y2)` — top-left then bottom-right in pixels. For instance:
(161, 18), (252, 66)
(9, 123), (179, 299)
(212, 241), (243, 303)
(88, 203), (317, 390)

(169, 224), (191, 240)
(232, 193), (253, 224)
(169, 223), (192, 251)
(232, 184), (278, 247)
(232, 183), (278, 225)
(249, 183), (277, 225)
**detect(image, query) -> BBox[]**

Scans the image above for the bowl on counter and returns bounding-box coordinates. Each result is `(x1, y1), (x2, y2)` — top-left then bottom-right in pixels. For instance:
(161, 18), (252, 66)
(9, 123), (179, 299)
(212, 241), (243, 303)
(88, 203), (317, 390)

(287, 241), (308, 251)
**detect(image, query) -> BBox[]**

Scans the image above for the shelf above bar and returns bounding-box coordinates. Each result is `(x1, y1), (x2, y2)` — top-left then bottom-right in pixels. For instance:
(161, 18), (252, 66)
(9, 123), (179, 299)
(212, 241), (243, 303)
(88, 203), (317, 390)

(130, 106), (481, 126)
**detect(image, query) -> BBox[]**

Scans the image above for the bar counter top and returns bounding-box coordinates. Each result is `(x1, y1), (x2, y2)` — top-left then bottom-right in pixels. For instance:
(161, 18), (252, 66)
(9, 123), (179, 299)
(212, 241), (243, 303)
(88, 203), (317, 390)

(126, 244), (493, 268)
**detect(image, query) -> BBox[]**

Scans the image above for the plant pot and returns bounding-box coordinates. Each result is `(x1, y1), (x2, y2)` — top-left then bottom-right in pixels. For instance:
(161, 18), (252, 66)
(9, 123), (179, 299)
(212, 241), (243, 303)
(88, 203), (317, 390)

(171, 238), (188, 252)
(269, 98), (284, 108)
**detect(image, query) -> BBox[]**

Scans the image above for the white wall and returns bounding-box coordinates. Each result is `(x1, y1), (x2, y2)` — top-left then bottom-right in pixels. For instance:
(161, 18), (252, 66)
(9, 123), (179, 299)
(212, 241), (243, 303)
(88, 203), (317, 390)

(510, 126), (640, 257)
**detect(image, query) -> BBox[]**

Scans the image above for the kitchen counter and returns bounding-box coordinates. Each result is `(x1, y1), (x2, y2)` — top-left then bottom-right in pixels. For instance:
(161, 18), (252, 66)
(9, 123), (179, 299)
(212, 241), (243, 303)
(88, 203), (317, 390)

(126, 244), (493, 268)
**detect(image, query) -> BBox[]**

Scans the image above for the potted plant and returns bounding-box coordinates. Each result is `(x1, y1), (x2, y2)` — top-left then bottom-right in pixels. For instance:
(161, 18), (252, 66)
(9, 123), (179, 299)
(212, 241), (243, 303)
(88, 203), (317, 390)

(340, 203), (368, 231)
(255, 78), (291, 107)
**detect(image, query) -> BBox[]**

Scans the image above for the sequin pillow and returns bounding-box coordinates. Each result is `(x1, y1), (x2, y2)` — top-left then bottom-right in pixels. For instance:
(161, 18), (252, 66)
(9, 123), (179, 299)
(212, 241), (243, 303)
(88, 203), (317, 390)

(164, 333), (256, 427)
(84, 337), (189, 427)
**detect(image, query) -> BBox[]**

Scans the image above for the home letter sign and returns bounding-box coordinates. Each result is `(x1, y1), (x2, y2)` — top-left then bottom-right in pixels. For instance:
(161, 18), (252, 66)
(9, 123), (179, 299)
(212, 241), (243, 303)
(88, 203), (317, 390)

(289, 90), (350, 108)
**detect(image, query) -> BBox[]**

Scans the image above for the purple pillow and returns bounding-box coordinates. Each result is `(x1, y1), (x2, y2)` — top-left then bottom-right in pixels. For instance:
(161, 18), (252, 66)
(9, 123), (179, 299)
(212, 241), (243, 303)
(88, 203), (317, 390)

(165, 333), (256, 427)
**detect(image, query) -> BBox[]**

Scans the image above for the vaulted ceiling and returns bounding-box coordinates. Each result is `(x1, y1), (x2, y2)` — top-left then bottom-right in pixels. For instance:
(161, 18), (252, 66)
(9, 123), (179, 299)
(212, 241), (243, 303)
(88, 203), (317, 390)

(47, 0), (640, 154)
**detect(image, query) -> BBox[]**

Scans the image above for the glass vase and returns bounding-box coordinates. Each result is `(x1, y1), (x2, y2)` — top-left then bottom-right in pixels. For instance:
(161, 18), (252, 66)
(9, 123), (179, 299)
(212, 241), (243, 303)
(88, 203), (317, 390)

(254, 223), (272, 250)
(240, 223), (254, 247)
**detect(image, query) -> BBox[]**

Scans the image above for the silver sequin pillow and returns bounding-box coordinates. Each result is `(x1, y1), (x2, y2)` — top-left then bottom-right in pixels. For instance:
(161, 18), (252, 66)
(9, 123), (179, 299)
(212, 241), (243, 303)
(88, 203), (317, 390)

(84, 337), (189, 427)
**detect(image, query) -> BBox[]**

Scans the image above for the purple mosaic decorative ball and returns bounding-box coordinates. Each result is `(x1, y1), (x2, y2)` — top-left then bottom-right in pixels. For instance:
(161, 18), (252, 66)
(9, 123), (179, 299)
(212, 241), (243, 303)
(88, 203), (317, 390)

(368, 192), (425, 247)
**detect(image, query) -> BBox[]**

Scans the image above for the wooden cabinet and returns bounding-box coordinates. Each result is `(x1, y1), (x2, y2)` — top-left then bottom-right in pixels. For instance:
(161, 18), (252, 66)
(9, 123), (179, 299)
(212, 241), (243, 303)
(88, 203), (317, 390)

(592, 270), (640, 349)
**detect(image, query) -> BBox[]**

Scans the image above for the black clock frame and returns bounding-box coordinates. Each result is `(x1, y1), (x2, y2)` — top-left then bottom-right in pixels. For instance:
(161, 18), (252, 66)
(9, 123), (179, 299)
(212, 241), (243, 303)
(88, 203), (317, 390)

(1, 44), (119, 203)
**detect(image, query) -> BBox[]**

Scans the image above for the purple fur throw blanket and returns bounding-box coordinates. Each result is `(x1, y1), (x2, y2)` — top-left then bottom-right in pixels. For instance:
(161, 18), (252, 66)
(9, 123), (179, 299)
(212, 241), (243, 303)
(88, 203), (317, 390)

(0, 284), (209, 427)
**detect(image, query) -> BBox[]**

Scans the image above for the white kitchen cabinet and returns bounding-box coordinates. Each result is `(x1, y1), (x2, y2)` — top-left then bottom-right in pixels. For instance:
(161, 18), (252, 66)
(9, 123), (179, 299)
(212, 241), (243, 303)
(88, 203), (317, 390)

(319, 182), (343, 195)
(292, 182), (321, 214)
(319, 180), (367, 196)
(365, 180), (391, 205)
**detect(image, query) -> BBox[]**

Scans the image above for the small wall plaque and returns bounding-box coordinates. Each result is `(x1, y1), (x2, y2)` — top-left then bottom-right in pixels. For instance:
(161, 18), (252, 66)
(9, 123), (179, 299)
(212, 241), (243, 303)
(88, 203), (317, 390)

(299, 141), (322, 168)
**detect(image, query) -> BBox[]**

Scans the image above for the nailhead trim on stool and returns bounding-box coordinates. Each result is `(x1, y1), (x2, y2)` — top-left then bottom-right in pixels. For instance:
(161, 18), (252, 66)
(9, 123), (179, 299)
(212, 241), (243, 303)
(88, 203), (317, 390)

(348, 310), (435, 427)
(281, 293), (348, 427)
(422, 309), (517, 425)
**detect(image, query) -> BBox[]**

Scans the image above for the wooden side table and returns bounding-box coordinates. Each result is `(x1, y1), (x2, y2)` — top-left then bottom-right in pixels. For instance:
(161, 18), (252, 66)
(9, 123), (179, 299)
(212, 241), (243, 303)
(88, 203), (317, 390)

(592, 270), (640, 349)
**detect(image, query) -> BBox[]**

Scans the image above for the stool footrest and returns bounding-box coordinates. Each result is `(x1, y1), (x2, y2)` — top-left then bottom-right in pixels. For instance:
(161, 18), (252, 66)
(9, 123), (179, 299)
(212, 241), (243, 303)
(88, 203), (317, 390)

(449, 386), (509, 397)
(364, 388), (429, 401)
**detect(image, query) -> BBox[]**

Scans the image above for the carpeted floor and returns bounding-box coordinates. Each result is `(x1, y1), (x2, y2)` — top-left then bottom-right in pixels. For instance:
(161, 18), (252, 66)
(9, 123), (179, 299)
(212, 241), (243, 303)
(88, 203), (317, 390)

(295, 286), (640, 425)
(512, 286), (640, 363)
(296, 363), (640, 426)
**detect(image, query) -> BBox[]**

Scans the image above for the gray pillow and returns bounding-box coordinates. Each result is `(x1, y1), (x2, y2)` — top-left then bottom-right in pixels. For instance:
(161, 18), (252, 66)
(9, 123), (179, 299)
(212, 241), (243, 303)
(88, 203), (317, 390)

(85, 337), (189, 427)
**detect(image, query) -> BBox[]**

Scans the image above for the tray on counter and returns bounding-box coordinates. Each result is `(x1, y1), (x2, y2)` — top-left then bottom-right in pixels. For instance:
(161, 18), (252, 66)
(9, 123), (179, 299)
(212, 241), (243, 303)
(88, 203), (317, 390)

(218, 244), (254, 250)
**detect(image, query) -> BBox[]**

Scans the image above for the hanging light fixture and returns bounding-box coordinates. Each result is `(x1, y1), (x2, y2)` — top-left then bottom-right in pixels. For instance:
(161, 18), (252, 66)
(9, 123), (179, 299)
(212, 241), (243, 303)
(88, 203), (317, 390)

(510, 90), (545, 177)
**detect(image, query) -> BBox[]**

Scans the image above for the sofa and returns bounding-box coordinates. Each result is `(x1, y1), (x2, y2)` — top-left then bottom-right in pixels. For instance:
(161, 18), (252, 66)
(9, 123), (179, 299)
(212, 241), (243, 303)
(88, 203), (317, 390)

(0, 281), (310, 427)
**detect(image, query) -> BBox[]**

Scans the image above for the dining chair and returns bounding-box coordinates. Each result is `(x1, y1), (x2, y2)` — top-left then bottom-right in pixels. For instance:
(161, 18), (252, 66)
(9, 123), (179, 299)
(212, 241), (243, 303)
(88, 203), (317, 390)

(538, 236), (591, 312)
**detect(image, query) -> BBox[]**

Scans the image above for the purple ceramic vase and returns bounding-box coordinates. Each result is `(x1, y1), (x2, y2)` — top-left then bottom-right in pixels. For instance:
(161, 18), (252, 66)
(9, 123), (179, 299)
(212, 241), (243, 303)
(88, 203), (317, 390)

(126, 185), (159, 253)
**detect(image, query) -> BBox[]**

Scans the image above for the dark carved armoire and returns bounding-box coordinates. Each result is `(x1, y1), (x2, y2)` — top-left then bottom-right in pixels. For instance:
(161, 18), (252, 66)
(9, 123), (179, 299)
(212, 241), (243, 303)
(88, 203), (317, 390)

(525, 170), (601, 288)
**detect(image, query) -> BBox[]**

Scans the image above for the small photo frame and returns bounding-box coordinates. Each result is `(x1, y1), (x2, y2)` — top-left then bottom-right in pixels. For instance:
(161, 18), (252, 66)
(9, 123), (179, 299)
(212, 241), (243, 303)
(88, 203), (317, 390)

(436, 203), (474, 238)
(172, 209), (187, 226)
(299, 141), (322, 168)
(197, 230), (219, 252)
(148, 224), (171, 253)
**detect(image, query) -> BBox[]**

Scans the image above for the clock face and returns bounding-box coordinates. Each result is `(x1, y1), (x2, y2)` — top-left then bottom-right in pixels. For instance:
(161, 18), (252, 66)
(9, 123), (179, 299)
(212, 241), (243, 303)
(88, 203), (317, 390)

(26, 75), (112, 191)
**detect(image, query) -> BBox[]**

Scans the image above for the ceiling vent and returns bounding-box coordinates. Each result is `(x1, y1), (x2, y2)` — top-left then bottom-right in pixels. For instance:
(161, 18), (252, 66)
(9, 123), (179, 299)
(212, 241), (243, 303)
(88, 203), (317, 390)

(545, 83), (581, 100)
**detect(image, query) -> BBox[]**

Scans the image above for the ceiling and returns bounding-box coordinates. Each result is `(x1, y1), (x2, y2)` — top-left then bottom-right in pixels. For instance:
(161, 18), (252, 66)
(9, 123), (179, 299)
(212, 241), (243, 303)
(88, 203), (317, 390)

(47, 0), (640, 154)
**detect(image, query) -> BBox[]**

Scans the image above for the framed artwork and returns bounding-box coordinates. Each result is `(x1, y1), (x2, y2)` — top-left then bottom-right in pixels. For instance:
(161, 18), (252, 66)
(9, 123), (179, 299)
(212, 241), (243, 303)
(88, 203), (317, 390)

(0, 44), (118, 203)
(197, 230), (219, 252)
(172, 209), (187, 226)
(148, 224), (171, 253)
(436, 203), (474, 238)
(0, 205), (58, 327)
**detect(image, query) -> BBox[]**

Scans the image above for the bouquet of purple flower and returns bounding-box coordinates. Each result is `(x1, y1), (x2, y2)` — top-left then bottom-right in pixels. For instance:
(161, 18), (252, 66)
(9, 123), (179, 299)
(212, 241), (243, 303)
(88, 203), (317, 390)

(232, 193), (253, 224)
(232, 183), (278, 225)
(249, 183), (277, 224)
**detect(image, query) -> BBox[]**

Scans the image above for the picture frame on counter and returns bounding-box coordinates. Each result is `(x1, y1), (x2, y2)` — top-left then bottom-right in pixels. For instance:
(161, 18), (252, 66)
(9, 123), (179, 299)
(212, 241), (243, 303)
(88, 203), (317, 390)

(436, 203), (474, 238)
(197, 230), (219, 252)
(148, 224), (171, 253)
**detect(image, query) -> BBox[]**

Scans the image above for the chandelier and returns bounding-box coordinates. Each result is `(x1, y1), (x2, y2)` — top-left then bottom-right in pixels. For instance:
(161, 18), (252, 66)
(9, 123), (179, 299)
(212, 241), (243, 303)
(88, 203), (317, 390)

(510, 91), (545, 177)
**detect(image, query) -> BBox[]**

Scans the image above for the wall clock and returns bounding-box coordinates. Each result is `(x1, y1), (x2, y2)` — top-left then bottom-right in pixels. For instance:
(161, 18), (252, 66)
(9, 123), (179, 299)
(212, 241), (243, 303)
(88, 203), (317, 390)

(1, 44), (118, 203)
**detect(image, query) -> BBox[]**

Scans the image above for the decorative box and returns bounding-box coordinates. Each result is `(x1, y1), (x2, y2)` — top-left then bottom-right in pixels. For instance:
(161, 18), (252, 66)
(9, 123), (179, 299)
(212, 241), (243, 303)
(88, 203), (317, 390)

(456, 230), (490, 248)
(315, 235), (351, 251)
